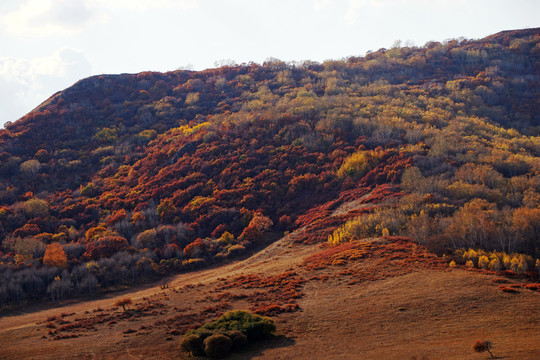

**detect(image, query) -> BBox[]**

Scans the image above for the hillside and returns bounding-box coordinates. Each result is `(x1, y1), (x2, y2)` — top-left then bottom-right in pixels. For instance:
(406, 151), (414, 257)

(0, 27), (539, 319)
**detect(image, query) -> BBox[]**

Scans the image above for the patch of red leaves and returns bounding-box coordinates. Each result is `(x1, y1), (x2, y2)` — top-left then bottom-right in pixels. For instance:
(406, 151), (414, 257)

(523, 283), (540, 291)
(43, 298), (167, 339)
(498, 286), (520, 294)
(293, 184), (405, 245)
(292, 215), (360, 245)
(155, 312), (208, 335)
(156, 301), (231, 335)
(356, 184), (405, 205)
(295, 187), (372, 228)
(253, 303), (300, 316)
(495, 283), (540, 293)
(215, 272), (306, 316)
(302, 237), (446, 284)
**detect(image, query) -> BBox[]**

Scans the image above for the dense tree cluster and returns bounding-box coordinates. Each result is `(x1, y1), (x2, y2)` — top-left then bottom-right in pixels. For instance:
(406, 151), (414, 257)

(0, 28), (539, 308)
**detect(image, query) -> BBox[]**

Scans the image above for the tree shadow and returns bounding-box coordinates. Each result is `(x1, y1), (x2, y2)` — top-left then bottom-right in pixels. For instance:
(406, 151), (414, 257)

(229, 334), (296, 360)
(178, 335), (295, 360)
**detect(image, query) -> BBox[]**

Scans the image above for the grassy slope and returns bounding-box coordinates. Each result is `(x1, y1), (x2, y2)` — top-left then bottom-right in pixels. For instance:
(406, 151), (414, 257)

(0, 193), (539, 360)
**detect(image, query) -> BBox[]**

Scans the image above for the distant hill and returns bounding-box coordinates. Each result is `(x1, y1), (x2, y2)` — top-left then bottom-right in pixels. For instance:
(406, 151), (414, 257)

(0, 28), (539, 309)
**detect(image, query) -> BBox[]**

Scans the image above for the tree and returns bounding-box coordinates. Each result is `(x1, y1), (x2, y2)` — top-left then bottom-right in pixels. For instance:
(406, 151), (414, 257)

(135, 228), (158, 249)
(247, 213), (273, 232)
(183, 238), (206, 259)
(157, 199), (177, 222)
(34, 149), (51, 163)
(401, 166), (424, 193)
(20, 159), (41, 177)
(43, 243), (68, 268)
(445, 199), (497, 249)
(472, 340), (495, 358)
(92, 127), (118, 144)
(83, 236), (129, 260)
(24, 198), (49, 218)
(512, 207), (540, 254)
(85, 226), (109, 242)
(47, 275), (72, 301)
(337, 150), (382, 179)
(81, 182), (98, 197)
(13, 237), (46, 260)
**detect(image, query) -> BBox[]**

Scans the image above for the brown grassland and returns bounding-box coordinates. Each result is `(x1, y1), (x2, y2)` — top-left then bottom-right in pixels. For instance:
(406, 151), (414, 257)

(0, 221), (539, 359)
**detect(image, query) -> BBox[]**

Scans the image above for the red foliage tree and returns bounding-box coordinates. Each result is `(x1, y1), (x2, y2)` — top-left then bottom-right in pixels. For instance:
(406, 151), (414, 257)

(183, 238), (206, 259)
(83, 236), (129, 260)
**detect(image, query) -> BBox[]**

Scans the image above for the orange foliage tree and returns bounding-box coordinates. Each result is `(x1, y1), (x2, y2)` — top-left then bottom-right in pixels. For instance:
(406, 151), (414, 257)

(42, 243), (67, 268)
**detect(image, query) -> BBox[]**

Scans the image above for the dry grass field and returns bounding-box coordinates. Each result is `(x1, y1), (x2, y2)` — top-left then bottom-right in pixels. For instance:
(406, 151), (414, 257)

(1, 227), (539, 360)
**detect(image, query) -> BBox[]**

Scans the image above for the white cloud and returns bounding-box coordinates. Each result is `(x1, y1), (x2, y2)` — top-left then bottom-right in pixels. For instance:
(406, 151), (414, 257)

(345, 0), (462, 25)
(314, 0), (331, 11)
(91, 0), (199, 12)
(0, 0), (101, 37)
(0, 0), (198, 37)
(0, 48), (92, 126)
(345, 0), (389, 25)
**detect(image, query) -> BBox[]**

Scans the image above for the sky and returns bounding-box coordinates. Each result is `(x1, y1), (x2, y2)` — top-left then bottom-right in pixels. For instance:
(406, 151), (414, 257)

(1, 0), (539, 127)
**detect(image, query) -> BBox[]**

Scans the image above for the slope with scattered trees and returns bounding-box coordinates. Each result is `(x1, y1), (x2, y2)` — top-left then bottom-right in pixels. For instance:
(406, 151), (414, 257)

(0, 28), (539, 309)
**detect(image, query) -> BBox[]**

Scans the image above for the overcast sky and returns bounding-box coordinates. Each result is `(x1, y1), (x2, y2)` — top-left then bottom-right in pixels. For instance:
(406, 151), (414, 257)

(1, 0), (539, 127)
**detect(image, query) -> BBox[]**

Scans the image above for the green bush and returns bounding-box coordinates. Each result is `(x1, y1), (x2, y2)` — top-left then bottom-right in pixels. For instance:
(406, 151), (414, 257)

(197, 310), (276, 341)
(226, 330), (248, 350)
(180, 310), (276, 357)
(180, 334), (204, 357)
(203, 334), (232, 358)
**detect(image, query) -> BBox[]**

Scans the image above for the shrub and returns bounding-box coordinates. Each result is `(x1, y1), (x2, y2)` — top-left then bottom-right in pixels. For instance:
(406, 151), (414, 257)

(203, 334), (232, 358)
(197, 310), (276, 341)
(181, 310), (276, 357)
(226, 244), (246, 258)
(498, 286), (519, 294)
(226, 330), (248, 351)
(451, 249), (534, 274)
(114, 297), (133, 311)
(180, 334), (204, 357)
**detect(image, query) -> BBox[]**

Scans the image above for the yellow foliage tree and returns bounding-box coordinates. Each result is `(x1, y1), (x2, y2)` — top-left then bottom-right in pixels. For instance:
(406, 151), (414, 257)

(478, 255), (489, 269)
(336, 150), (382, 179)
